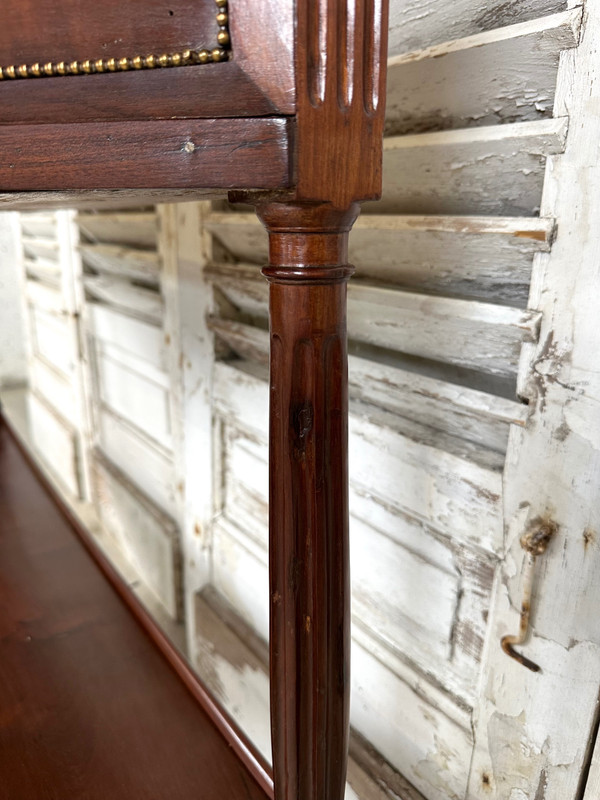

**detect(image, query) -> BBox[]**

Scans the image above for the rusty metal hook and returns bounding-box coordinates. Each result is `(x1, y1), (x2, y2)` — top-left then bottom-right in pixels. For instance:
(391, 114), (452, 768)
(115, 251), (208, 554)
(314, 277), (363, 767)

(500, 520), (557, 673)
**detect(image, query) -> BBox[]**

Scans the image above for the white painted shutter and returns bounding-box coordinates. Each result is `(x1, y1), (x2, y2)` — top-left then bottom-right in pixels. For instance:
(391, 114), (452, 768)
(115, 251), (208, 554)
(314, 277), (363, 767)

(0, 213), (27, 389)
(78, 209), (183, 620)
(17, 210), (90, 500)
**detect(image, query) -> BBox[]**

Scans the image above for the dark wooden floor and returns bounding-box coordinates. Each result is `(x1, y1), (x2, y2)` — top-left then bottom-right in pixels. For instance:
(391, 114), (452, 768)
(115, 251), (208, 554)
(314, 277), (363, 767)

(0, 422), (270, 800)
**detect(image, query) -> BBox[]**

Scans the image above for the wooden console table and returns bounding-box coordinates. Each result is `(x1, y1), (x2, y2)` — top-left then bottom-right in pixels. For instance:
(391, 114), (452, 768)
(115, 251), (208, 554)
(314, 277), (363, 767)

(0, 3), (390, 799)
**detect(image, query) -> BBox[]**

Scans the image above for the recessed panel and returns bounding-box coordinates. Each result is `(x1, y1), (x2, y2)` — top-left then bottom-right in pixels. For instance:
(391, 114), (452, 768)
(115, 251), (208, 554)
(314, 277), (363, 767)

(0, 0), (223, 68)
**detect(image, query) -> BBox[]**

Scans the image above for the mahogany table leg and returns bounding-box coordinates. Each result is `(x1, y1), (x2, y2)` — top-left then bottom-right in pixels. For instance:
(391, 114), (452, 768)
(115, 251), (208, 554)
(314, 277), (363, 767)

(256, 202), (360, 800)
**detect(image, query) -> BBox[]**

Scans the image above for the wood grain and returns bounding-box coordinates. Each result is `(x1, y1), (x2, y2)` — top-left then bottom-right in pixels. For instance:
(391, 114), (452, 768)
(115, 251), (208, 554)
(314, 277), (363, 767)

(293, 0), (390, 207)
(0, 0), (219, 65)
(0, 419), (272, 800)
(0, 119), (292, 191)
(228, 0), (295, 113)
(256, 201), (360, 800)
(0, 64), (280, 125)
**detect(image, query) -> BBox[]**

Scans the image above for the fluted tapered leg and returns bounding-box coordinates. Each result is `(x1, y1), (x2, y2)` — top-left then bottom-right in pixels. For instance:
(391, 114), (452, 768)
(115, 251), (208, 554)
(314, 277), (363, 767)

(256, 202), (359, 800)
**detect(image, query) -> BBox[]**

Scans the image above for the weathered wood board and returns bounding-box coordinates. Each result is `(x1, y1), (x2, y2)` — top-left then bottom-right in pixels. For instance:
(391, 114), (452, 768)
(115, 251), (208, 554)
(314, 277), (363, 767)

(374, 119), (568, 216)
(0, 213), (27, 387)
(95, 343), (172, 451)
(30, 355), (76, 421)
(388, 0), (566, 57)
(29, 306), (72, 376)
(87, 303), (166, 371)
(92, 451), (182, 620)
(97, 407), (178, 519)
(84, 275), (163, 323)
(28, 390), (82, 498)
(386, 10), (581, 135)
(80, 243), (160, 284)
(19, 212), (57, 239)
(77, 212), (157, 248)
(156, 202), (216, 659)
